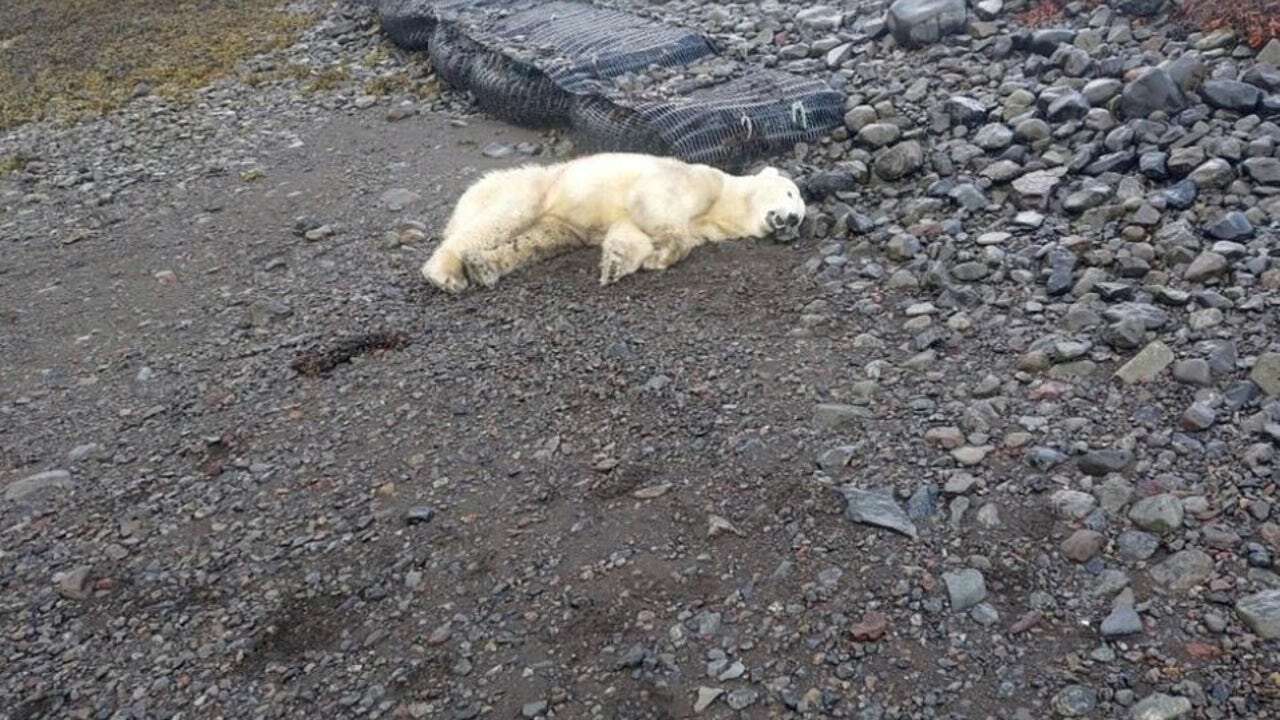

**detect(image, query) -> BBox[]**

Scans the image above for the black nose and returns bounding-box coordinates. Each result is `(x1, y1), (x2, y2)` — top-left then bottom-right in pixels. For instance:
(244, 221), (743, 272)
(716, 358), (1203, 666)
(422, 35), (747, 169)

(786, 213), (800, 227)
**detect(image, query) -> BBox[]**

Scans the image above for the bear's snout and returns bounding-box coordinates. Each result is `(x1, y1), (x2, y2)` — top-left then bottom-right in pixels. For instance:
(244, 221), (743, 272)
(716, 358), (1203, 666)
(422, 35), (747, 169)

(767, 210), (801, 230)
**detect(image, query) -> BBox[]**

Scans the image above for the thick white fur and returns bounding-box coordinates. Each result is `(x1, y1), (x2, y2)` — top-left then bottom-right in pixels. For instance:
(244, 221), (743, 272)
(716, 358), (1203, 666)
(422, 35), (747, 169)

(421, 152), (806, 293)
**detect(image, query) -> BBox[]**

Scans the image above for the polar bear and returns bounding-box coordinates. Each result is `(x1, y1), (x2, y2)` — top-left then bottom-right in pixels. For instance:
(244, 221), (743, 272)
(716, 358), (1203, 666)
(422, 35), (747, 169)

(420, 152), (806, 293)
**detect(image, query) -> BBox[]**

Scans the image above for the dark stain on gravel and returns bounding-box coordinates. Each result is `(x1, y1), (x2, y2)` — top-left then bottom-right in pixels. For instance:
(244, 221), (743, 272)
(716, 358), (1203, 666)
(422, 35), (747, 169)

(236, 593), (348, 676)
(290, 329), (412, 376)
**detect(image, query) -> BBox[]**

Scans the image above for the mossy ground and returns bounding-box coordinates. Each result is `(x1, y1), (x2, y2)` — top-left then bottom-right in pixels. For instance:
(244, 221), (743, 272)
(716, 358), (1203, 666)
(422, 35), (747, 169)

(0, 0), (314, 131)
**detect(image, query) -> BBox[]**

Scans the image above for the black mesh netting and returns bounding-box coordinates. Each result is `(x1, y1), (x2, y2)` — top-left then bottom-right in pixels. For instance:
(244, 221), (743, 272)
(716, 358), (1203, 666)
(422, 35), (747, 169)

(375, 0), (845, 169)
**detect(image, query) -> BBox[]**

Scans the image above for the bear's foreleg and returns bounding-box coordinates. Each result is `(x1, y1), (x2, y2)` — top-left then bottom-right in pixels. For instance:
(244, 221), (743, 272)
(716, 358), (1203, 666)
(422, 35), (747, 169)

(599, 222), (656, 286)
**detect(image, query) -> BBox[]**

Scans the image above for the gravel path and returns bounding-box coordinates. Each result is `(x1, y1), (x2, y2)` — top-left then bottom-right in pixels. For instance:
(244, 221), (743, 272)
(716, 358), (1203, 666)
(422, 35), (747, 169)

(3, 1), (1279, 719)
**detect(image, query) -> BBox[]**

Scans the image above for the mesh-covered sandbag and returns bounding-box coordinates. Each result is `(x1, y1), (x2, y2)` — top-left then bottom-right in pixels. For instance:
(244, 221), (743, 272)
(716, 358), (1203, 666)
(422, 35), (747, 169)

(375, 0), (846, 169)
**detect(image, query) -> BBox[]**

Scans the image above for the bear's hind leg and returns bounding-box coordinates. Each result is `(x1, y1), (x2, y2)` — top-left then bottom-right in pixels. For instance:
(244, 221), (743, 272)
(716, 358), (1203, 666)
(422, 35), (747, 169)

(464, 219), (583, 288)
(599, 222), (656, 286)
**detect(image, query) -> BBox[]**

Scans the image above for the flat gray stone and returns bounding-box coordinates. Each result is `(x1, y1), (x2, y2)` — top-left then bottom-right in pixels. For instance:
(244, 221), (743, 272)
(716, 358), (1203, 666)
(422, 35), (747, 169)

(5, 469), (73, 502)
(380, 188), (421, 211)
(1130, 693), (1191, 720)
(1101, 605), (1143, 637)
(814, 403), (873, 429)
(1149, 549), (1213, 593)
(840, 487), (918, 539)
(1235, 589), (1280, 639)
(1115, 341), (1174, 384)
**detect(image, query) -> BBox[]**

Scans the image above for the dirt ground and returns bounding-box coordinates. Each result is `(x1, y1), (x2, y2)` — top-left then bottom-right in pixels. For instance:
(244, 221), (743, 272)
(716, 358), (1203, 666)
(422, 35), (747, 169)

(4, 2), (1278, 719)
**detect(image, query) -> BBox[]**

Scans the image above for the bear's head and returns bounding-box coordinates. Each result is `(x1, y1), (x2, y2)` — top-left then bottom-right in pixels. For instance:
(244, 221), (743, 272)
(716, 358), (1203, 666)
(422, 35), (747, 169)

(748, 166), (806, 242)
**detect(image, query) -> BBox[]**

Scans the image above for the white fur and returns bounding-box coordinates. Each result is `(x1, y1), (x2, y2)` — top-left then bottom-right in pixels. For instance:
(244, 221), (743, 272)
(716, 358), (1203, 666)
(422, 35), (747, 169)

(421, 152), (806, 293)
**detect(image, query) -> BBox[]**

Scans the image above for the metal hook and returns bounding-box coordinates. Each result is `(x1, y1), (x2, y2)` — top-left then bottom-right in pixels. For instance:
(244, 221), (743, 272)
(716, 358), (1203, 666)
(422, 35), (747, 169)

(790, 101), (809, 130)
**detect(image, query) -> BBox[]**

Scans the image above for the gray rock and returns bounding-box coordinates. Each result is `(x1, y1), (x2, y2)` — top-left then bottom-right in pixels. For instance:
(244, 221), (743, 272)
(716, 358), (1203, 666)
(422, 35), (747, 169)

(974, 123), (1014, 150)
(1259, 38), (1280, 67)
(4, 469), (73, 502)
(945, 95), (987, 126)
(1078, 449), (1133, 476)
(796, 6), (845, 31)
(380, 188), (420, 211)
(1030, 29), (1076, 55)
(840, 487), (919, 539)
(725, 688), (758, 711)
(844, 105), (878, 132)
(1184, 252), (1229, 282)
(1062, 529), (1105, 562)
(405, 506), (435, 525)
(1128, 494), (1184, 534)
(1102, 605), (1143, 637)
(1149, 549), (1213, 593)
(56, 565), (93, 600)
(1172, 359), (1212, 386)
(1235, 589), (1280, 639)
(1130, 694), (1192, 720)
(1250, 352), (1280, 396)
(814, 403), (872, 428)
(1181, 402), (1216, 431)
(817, 445), (858, 472)
(1201, 79), (1261, 112)
(1116, 0), (1165, 15)
(694, 687), (724, 713)
(1046, 91), (1091, 122)
(1118, 530), (1160, 561)
(1116, 340), (1172, 384)
(1190, 158), (1234, 188)
(1050, 489), (1097, 520)
(942, 568), (987, 610)
(873, 141), (925, 181)
(521, 701), (548, 718)
(1083, 78), (1123, 105)
(1121, 68), (1188, 118)
(1012, 168), (1065, 196)
(975, 0), (1003, 20)
(1244, 157), (1280, 184)
(858, 123), (901, 148)
(907, 482), (940, 520)
(1053, 685), (1098, 717)
(67, 443), (103, 462)
(886, 0), (968, 48)
(1205, 211), (1254, 241)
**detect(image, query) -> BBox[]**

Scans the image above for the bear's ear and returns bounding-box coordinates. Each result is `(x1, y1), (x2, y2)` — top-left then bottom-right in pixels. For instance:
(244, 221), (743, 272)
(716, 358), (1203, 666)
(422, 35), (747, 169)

(756, 166), (780, 177)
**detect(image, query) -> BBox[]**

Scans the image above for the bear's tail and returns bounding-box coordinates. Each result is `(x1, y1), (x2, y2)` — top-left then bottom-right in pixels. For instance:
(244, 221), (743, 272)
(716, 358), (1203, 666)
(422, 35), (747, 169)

(421, 164), (557, 294)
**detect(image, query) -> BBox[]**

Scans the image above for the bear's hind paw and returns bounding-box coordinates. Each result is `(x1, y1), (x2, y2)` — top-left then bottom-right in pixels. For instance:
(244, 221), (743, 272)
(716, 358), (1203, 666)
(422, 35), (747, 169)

(462, 255), (501, 289)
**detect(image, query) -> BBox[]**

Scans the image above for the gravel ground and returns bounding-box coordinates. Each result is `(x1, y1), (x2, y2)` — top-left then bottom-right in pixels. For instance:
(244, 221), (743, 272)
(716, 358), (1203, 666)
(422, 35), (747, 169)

(2, 1), (1279, 719)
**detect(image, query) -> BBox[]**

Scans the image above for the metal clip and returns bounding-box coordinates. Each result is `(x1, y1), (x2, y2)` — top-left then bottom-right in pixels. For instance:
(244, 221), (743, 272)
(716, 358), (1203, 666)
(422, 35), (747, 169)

(790, 101), (809, 130)
(740, 114), (754, 140)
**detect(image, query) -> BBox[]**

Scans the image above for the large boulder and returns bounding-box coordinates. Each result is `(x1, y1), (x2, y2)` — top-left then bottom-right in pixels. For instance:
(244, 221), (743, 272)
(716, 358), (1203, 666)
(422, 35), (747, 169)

(886, 0), (967, 49)
(1121, 68), (1188, 118)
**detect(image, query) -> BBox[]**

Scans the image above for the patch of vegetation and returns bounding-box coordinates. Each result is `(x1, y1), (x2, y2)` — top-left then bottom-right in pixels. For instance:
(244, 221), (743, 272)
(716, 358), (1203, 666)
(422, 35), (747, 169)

(303, 65), (353, 94)
(0, 153), (30, 175)
(0, 0), (314, 130)
(362, 73), (441, 99)
(1178, 0), (1280, 49)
